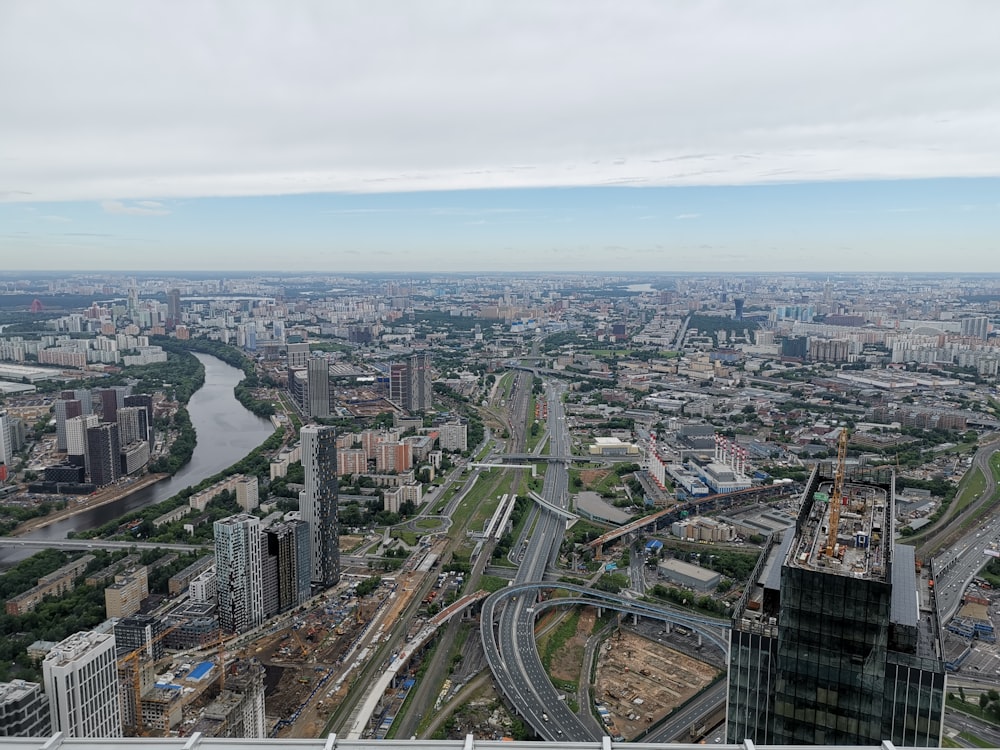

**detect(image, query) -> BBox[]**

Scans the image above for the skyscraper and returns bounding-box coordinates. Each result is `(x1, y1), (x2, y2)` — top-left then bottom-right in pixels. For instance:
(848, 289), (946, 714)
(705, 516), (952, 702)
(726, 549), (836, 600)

(726, 464), (945, 746)
(264, 520), (311, 612)
(166, 288), (182, 328)
(123, 394), (154, 443)
(86, 423), (121, 487)
(116, 405), (149, 447)
(307, 355), (331, 418)
(54, 399), (83, 452)
(214, 513), (264, 633)
(42, 631), (121, 738)
(388, 362), (408, 408)
(0, 412), (13, 469)
(65, 414), (99, 473)
(300, 425), (339, 587)
(407, 353), (433, 412)
(389, 354), (433, 413)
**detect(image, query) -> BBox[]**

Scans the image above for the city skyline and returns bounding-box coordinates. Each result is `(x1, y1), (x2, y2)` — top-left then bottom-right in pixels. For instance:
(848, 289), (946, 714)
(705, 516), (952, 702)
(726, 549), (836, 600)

(2, 2), (1000, 273)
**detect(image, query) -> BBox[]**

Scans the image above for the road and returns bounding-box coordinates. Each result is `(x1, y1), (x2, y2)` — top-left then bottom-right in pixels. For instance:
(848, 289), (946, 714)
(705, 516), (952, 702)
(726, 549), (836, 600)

(0, 536), (211, 553)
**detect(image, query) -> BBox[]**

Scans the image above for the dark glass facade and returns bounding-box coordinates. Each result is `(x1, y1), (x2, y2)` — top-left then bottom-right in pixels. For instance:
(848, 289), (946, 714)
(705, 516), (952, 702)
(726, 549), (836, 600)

(727, 466), (944, 746)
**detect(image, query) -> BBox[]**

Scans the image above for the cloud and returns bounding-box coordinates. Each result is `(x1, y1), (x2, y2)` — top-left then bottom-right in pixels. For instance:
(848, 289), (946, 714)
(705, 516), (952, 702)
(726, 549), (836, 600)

(674, 213), (702, 220)
(39, 214), (70, 223)
(2, 2), (1000, 202)
(101, 200), (170, 216)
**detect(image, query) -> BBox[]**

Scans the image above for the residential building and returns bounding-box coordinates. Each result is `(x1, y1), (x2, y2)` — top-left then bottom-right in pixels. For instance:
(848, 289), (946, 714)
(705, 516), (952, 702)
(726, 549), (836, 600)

(214, 514), (264, 634)
(300, 425), (339, 587)
(86, 423), (121, 487)
(42, 631), (121, 738)
(0, 680), (51, 737)
(307, 355), (330, 418)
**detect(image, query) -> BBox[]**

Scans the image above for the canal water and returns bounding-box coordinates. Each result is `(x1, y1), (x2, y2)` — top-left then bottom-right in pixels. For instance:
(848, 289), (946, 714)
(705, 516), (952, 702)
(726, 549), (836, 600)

(0, 353), (274, 565)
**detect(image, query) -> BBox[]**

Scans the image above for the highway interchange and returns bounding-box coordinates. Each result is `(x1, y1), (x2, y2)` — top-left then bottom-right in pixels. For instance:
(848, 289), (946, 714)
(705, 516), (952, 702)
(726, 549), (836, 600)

(478, 368), (1000, 743)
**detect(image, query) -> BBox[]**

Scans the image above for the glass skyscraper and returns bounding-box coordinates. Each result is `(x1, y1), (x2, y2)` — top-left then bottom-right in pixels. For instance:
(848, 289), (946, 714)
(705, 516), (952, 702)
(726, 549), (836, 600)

(727, 465), (945, 746)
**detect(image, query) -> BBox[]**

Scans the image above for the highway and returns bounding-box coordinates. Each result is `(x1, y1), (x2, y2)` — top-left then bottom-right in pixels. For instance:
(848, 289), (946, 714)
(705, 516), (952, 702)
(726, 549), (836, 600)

(926, 440), (1000, 621)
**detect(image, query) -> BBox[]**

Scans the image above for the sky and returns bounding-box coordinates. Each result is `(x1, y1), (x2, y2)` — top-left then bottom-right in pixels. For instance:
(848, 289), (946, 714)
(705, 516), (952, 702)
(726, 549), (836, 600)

(1, 1), (999, 273)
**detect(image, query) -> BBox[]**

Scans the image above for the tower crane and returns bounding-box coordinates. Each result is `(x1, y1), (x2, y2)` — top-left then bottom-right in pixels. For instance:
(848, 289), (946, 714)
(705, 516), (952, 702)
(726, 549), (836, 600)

(825, 428), (849, 558)
(116, 623), (180, 735)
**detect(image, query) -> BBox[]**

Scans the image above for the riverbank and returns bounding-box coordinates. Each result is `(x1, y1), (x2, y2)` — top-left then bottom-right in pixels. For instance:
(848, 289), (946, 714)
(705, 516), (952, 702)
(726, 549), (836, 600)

(11, 472), (169, 536)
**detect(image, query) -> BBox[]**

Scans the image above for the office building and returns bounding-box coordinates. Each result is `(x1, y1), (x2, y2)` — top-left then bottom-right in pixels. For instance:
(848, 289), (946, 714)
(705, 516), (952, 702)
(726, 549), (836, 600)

(214, 514), (264, 633)
(726, 465), (945, 746)
(0, 680), (51, 737)
(307, 355), (331, 418)
(300, 425), (339, 587)
(86, 423), (121, 487)
(42, 631), (121, 738)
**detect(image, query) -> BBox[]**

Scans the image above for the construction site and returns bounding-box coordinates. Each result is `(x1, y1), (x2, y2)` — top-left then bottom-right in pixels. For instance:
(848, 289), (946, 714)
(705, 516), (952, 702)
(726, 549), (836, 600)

(593, 627), (723, 741)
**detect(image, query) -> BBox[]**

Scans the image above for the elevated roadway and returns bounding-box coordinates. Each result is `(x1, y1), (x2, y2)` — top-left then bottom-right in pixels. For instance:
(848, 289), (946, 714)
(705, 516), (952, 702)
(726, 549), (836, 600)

(0, 537), (212, 553)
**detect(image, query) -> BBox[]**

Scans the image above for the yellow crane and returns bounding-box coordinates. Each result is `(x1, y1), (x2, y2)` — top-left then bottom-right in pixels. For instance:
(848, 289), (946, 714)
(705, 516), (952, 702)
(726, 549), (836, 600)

(116, 623), (180, 735)
(825, 428), (850, 557)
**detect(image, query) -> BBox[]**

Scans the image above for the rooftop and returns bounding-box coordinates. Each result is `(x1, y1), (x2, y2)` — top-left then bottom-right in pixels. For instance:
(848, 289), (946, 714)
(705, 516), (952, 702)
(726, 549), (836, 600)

(786, 477), (889, 581)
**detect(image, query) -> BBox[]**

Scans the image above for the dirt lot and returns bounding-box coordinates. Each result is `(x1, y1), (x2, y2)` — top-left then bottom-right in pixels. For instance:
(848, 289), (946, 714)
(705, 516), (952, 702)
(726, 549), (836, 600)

(595, 629), (721, 740)
(548, 607), (596, 684)
(579, 469), (610, 487)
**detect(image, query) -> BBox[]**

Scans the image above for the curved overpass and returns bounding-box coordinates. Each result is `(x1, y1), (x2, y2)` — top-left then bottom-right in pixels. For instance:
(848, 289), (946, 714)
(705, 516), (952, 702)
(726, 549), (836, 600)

(481, 581), (730, 741)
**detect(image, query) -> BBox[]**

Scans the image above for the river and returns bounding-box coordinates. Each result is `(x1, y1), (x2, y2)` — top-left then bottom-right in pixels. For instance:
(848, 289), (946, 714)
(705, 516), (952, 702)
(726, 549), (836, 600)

(0, 353), (274, 565)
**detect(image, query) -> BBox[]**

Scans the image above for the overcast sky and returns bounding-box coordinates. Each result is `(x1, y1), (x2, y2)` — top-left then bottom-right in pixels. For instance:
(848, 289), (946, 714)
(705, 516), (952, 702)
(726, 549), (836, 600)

(2, 1), (999, 273)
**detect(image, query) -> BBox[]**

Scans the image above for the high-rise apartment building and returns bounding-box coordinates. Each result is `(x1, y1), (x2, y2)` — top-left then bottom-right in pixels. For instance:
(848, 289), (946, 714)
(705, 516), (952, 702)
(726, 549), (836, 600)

(0, 412), (13, 469)
(960, 315), (990, 340)
(116, 406), (149, 447)
(307, 355), (331, 418)
(97, 386), (129, 424)
(61, 389), (93, 416)
(264, 520), (311, 612)
(54, 399), (82, 452)
(86, 423), (121, 487)
(726, 465), (945, 746)
(0, 680), (51, 737)
(408, 353), (433, 412)
(388, 354), (433, 412)
(388, 362), (408, 408)
(123, 394), (154, 443)
(214, 513), (264, 633)
(300, 425), (339, 587)
(42, 631), (122, 738)
(113, 614), (166, 661)
(167, 288), (182, 328)
(66, 414), (99, 470)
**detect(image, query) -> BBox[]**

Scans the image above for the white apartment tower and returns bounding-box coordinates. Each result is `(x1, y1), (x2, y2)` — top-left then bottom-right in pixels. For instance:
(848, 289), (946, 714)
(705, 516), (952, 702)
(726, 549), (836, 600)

(42, 631), (121, 738)
(214, 514), (264, 633)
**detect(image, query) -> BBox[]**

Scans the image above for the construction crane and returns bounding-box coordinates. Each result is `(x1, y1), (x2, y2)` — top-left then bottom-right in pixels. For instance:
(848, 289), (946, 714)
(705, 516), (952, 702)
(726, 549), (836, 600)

(116, 623), (180, 735)
(825, 428), (850, 558)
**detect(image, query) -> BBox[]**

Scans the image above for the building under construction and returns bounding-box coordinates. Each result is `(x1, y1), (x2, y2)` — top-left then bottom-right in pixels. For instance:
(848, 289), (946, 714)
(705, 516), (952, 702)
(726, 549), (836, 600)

(726, 460), (945, 746)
